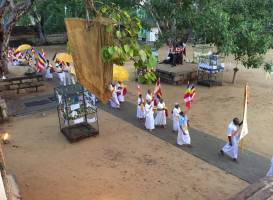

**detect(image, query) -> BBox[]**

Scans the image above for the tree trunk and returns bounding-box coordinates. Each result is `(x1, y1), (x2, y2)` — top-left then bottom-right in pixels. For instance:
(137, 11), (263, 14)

(0, 26), (8, 74)
(232, 61), (240, 84)
(36, 22), (46, 44)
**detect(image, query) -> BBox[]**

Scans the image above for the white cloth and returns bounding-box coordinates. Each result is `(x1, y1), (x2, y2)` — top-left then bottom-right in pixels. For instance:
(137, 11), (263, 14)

(45, 67), (53, 79)
(172, 107), (180, 131)
(266, 157), (273, 177)
(110, 90), (120, 108)
(137, 97), (145, 119)
(145, 104), (155, 130)
(177, 116), (191, 145)
(222, 121), (239, 159)
(146, 93), (152, 102)
(57, 72), (65, 85)
(155, 102), (166, 126)
(118, 88), (125, 102)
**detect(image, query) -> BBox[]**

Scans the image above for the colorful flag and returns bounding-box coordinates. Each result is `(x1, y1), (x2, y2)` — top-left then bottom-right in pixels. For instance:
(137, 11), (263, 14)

(35, 51), (47, 72)
(154, 78), (162, 98)
(184, 82), (196, 109)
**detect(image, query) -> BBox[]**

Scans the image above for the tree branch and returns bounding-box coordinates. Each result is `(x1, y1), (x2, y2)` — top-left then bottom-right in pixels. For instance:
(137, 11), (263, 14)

(4, 0), (34, 32)
(0, 0), (8, 19)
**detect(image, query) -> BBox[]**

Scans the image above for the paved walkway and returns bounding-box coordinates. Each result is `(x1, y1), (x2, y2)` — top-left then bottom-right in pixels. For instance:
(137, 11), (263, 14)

(99, 101), (270, 184)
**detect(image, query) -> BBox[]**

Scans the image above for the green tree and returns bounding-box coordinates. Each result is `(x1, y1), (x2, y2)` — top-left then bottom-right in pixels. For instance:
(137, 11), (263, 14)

(195, 0), (273, 83)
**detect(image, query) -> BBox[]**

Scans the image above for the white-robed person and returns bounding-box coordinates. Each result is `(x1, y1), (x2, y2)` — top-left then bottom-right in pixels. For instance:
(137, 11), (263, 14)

(220, 118), (243, 162)
(155, 98), (167, 127)
(55, 62), (65, 85)
(45, 60), (53, 80)
(177, 111), (191, 146)
(266, 156), (273, 177)
(172, 103), (181, 132)
(116, 81), (126, 103)
(144, 100), (155, 131)
(109, 83), (120, 109)
(137, 94), (145, 120)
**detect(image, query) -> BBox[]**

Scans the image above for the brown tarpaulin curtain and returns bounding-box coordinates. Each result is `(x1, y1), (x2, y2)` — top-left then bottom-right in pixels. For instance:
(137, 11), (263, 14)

(65, 17), (113, 103)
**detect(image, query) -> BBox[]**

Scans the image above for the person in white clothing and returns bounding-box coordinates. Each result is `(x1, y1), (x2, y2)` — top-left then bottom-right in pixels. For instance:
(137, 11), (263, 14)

(45, 60), (53, 80)
(155, 98), (167, 127)
(220, 118), (243, 162)
(56, 62), (66, 86)
(266, 157), (273, 177)
(109, 83), (120, 109)
(144, 101), (155, 131)
(137, 94), (145, 120)
(177, 111), (191, 146)
(172, 103), (181, 132)
(116, 81), (126, 103)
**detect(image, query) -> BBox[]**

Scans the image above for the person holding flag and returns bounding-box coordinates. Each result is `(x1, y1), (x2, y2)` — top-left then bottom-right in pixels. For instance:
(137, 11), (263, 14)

(137, 94), (145, 120)
(177, 111), (191, 146)
(172, 103), (181, 132)
(220, 118), (243, 161)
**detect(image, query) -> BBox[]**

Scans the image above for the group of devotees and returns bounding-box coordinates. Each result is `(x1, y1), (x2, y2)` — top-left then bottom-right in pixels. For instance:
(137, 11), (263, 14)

(108, 83), (273, 177)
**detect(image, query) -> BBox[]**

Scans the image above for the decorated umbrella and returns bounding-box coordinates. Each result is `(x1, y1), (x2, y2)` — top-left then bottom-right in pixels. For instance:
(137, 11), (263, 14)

(55, 53), (73, 63)
(15, 44), (32, 52)
(113, 65), (129, 81)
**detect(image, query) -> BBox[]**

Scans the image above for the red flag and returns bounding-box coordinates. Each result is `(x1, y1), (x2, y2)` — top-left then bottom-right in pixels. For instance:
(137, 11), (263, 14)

(36, 59), (45, 72)
(154, 78), (162, 98)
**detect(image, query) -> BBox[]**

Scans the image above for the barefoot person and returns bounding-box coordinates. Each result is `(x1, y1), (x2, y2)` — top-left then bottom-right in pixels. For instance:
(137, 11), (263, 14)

(172, 103), (181, 132)
(177, 111), (191, 146)
(137, 94), (145, 120)
(144, 101), (155, 132)
(155, 98), (167, 128)
(266, 156), (273, 177)
(220, 118), (243, 161)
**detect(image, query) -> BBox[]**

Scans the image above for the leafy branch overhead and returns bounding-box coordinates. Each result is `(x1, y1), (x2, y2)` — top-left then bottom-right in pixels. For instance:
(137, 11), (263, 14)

(100, 4), (157, 70)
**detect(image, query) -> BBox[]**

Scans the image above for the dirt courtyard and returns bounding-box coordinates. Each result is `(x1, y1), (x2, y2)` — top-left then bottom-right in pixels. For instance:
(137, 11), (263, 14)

(2, 110), (247, 200)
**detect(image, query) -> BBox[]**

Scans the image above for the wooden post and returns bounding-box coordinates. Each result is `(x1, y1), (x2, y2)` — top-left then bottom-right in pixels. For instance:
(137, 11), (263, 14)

(0, 142), (10, 200)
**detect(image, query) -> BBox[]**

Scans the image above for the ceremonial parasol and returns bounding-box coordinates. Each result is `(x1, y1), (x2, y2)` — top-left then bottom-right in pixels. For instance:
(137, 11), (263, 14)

(15, 44), (32, 52)
(113, 65), (129, 81)
(55, 53), (73, 63)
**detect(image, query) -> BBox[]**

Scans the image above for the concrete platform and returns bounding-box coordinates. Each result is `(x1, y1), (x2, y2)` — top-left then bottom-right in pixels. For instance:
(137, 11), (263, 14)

(156, 63), (198, 85)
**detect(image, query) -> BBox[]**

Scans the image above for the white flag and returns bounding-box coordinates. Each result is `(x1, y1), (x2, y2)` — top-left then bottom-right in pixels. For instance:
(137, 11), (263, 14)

(240, 85), (249, 140)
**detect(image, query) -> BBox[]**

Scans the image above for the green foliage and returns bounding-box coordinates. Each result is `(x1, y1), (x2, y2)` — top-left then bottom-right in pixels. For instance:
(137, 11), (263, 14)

(100, 4), (157, 83)
(138, 70), (157, 85)
(194, 0), (273, 70)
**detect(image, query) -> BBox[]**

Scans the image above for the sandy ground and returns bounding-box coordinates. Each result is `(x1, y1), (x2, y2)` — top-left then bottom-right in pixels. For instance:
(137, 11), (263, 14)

(2, 44), (273, 199)
(2, 110), (247, 200)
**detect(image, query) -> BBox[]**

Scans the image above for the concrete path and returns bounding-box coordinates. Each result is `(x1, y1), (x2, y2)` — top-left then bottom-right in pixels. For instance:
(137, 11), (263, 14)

(99, 101), (270, 184)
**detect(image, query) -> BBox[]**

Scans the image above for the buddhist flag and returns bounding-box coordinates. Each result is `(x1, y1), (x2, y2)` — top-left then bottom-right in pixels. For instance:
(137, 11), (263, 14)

(41, 49), (46, 57)
(35, 51), (47, 72)
(184, 82), (196, 109)
(240, 84), (249, 140)
(154, 78), (162, 98)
